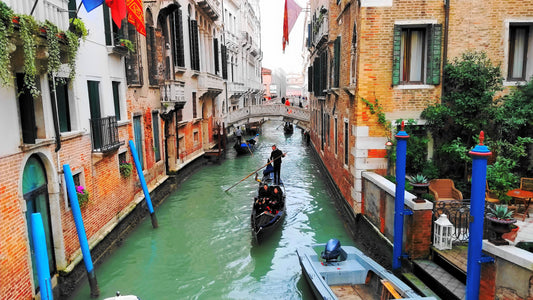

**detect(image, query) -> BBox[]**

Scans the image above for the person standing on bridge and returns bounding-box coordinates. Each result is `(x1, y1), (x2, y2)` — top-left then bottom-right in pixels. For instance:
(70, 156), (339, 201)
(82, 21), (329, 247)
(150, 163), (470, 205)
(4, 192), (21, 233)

(269, 145), (285, 185)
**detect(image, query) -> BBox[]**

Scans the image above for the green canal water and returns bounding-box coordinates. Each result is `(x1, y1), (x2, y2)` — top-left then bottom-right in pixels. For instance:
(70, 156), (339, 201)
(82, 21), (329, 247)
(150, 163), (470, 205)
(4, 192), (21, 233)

(69, 121), (360, 300)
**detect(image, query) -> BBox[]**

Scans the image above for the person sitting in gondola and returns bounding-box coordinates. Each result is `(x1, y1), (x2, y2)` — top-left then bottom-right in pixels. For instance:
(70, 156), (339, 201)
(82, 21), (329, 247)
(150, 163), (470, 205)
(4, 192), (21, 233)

(258, 184), (269, 198)
(263, 160), (274, 176)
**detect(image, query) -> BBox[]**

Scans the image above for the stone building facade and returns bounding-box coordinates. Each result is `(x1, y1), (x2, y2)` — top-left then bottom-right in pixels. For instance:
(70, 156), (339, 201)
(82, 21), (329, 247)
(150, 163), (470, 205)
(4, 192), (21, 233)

(0, 0), (261, 299)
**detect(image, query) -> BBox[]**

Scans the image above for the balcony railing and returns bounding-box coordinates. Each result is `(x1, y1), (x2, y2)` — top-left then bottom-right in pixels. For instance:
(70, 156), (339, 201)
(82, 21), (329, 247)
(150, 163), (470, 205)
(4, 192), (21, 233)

(90, 116), (122, 153)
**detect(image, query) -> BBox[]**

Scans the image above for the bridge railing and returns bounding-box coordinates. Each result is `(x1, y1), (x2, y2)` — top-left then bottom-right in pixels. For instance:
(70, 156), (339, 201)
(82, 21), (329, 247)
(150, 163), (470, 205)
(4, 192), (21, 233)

(226, 104), (310, 125)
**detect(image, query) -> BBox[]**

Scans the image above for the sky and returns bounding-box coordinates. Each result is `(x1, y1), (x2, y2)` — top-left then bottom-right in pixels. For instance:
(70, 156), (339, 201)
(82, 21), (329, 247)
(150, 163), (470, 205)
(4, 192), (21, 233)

(259, 0), (308, 75)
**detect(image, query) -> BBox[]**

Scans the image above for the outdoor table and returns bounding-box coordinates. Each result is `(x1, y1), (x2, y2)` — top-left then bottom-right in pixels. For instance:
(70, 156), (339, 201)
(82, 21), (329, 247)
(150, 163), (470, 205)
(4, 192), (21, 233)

(506, 189), (533, 221)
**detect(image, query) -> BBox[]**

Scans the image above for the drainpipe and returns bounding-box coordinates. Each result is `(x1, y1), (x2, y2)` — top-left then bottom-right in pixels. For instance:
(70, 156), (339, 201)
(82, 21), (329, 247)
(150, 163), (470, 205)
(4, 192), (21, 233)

(466, 131), (494, 299)
(50, 76), (61, 152)
(441, 0), (450, 96)
(393, 121), (411, 271)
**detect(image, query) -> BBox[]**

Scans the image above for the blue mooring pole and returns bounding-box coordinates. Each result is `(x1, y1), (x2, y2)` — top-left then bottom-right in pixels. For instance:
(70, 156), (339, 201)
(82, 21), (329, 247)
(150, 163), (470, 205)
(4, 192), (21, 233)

(128, 140), (158, 228)
(31, 213), (53, 300)
(63, 164), (100, 297)
(393, 121), (410, 271)
(466, 131), (492, 299)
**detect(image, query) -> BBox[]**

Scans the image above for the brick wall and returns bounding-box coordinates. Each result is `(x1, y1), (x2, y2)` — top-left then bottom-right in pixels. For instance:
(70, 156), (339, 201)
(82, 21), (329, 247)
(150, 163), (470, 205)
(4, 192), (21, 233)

(0, 153), (33, 299)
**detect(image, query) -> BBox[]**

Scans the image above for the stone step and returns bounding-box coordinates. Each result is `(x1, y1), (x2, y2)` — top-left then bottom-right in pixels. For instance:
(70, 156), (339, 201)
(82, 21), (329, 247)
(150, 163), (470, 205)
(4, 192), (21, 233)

(413, 259), (466, 300)
(402, 272), (441, 300)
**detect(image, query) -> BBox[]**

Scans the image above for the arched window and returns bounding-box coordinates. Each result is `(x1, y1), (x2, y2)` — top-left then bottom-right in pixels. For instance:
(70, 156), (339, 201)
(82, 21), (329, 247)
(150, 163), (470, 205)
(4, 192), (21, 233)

(23, 155), (56, 291)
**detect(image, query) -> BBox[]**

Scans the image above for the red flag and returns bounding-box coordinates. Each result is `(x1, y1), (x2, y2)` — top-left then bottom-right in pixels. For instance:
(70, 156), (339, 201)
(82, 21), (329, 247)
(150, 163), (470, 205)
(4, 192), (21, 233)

(126, 0), (146, 36)
(282, 0), (302, 52)
(282, 0), (289, 52)
(106, 0), (126, 28)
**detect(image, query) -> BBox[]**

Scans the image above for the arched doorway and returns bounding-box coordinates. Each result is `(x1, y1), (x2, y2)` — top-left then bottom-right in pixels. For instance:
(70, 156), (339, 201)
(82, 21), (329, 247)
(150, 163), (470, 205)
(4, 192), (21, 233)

(22, 155), (56, 290)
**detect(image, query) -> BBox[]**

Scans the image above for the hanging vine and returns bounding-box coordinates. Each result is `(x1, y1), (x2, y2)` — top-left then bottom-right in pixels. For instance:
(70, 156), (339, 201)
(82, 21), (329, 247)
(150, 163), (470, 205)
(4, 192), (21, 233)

(19, 14), (39, 98)
(0, 1), (13, 86)
(45, 20), (60, 76)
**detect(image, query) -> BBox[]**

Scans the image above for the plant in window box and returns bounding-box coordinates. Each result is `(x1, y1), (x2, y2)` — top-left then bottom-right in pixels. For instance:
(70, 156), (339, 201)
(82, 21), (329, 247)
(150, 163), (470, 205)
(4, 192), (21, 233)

(486, 204), (516, 245)
(120, 161), (133, 178)
(44, 21), (61, 76)
(76, 185), (90, 208)
(119, 38), (135, 54)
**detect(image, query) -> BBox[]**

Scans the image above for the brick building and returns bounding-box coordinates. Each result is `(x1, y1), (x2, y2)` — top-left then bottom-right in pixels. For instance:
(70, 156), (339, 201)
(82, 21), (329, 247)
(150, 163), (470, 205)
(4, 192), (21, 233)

(307, 0), (533, 215)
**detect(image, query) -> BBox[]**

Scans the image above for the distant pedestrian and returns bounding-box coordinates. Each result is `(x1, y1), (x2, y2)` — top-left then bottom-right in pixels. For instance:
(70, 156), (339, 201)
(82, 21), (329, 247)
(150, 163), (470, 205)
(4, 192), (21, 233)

(281, 97), (285, 104)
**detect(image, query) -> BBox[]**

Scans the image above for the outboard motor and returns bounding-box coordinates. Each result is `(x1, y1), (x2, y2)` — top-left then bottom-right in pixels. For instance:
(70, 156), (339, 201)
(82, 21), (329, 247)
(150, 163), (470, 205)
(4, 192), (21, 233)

(321, 238), (341, 262)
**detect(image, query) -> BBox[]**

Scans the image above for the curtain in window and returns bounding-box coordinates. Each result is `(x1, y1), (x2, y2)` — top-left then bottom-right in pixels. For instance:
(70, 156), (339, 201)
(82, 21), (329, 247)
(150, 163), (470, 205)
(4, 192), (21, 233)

(410, 30), (424, 82)
(511, 27), (527, 79)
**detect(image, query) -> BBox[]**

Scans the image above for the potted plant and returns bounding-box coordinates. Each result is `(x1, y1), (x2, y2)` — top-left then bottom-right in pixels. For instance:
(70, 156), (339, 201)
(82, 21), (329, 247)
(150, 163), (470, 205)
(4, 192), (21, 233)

(119, 161), (133, 178)
(76, 185), (90, 208)
(486, 204), (516, 245)
(119, 38), (135, 54)
(407, 174), (429, 203)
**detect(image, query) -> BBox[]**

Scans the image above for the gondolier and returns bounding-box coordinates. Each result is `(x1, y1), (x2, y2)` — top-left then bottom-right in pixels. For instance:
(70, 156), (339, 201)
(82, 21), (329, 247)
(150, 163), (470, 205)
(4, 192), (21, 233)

(269, 145), (285, 185)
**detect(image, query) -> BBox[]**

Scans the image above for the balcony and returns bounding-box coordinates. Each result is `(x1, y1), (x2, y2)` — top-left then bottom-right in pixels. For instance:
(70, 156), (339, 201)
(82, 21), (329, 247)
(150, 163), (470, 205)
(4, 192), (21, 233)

(90, 116), (123, 153)
(198, 72), (223, 98)
(196, 0), (220, 21)
(309, 8), (329, 49)
(160, 80), (187, 113)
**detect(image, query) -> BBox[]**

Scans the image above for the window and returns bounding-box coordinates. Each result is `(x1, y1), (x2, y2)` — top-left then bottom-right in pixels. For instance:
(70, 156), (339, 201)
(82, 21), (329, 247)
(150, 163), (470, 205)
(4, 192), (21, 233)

(508, 24), (530, 81)
(133, 115), (144, 169)
(350, 21), (357, 85)
(334, 117), (338, 155)
(392, 24), (441, 85)
(50, 78), (71, 132)
(189, 18), (200, 71)
(192, 92), (197, 118)
(152, 112), (161, 162)
(344, 120), (349, 165)
(112, 81), (121, 120)
(126, 23), (143, 85)
(333, 36), (341, 87)
(170, 7), (185, 67)
(103, 6), (124, 46)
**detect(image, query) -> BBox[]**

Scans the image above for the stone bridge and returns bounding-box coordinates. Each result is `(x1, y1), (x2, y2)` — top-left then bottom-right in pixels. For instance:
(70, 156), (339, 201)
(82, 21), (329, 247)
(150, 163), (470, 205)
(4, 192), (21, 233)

(224, 104), (310, 130)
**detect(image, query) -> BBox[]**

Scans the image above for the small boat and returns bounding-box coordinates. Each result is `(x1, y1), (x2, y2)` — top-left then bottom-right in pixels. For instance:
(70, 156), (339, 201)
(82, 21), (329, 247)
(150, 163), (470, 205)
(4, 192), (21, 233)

(103, 291), (141, 300)
(251, 168), (286, 242)
(283, 122), (294, 134)
(297, 239), (433, 300)
(234, 134), (259, 155)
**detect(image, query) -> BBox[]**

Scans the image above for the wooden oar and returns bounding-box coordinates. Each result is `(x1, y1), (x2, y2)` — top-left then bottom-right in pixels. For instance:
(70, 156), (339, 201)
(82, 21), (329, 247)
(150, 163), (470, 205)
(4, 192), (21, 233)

(245, 141), (253, 156)
(225, 153), (286, 192)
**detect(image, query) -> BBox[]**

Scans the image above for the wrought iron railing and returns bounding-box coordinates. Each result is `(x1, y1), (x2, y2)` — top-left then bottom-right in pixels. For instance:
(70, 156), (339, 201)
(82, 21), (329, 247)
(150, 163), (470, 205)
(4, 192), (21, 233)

(432, 200), (497, 244)
(90, 116), (122, 153)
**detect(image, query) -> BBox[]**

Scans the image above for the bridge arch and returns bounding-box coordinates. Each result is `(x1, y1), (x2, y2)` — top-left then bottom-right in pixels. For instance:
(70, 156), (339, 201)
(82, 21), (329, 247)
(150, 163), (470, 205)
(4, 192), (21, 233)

(225, 104), (310, 130)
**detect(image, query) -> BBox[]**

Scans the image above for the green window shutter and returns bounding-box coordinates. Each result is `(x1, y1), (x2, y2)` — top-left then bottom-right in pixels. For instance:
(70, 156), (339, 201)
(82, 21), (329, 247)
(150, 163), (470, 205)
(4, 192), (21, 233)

(308, 65), (313, 92)
(176, 8), (185, 67)
(426, 24), (442, 85)
(334, 37), (341, 87)
(214, 38), (219, 74)
(392, 25), (401, 86)
(103, 6), (112, 46)
(112, 81), (121, 120)
(221, 45), (228, 79)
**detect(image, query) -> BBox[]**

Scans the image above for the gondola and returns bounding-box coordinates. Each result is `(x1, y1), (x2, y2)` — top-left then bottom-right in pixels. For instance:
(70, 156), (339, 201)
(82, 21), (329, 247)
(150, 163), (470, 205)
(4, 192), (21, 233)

(251, 165), (286, 242)
(233, 134), (259, 155)
(283, 122), (294, 134)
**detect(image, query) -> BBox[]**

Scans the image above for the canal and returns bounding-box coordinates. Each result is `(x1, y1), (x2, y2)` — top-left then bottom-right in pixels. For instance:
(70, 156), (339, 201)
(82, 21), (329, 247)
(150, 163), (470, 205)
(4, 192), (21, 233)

(68, 120), (383, 300)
